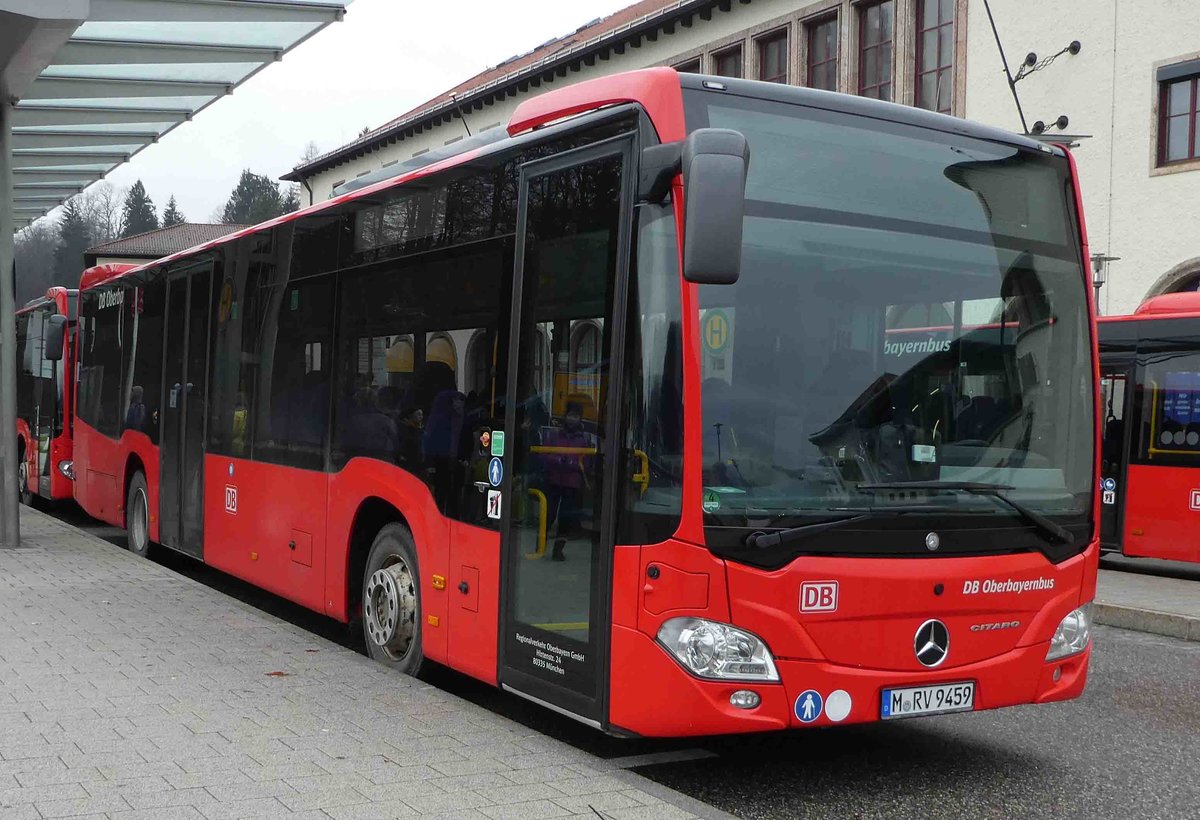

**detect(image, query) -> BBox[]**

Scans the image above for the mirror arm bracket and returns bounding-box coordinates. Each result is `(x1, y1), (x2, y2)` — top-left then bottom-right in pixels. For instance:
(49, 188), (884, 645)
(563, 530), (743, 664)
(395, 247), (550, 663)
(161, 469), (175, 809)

(638, 142), (682, 204)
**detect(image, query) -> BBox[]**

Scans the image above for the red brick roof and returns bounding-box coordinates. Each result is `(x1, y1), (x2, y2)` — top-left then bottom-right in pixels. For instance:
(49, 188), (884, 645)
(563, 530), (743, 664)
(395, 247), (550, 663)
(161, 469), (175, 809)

(85, 223), (249, 259)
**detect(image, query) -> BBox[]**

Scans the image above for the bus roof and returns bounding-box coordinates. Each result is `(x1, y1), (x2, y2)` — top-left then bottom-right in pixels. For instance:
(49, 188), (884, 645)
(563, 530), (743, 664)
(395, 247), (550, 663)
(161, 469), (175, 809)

(17, 286), (78, 315)
(75, 66), (1065, 294)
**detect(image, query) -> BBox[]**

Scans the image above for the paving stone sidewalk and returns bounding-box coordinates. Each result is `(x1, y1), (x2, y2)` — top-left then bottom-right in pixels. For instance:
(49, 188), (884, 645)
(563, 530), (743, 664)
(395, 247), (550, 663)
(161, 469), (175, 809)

(1096, 556), (1200, 642)
(0, 506), (732, 820)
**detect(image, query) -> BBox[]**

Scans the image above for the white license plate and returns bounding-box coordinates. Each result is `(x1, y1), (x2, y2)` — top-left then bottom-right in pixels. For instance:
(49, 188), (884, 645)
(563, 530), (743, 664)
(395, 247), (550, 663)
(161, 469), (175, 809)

(881, 681), (975, 719)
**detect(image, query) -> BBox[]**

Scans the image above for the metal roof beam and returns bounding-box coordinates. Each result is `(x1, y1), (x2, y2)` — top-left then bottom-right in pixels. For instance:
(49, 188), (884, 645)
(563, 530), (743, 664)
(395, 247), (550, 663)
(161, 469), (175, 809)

(11, 105), (191, 127)
(13, 194), (73, 205)
(13, 130), (158, 149)
(88, 0), (347, 24)
(24, 75), (231, 100)
(14, 169), (105, 184)
(13, 151), (125, 168)
(56, 38), (282, 65)
(13, 185), (84, 198)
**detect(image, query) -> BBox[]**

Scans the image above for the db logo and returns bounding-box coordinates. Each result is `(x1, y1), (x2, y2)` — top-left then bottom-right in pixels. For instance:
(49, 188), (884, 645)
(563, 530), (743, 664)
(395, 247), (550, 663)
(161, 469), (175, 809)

(800, 581), (839, 613)
(224, 485), (238, 515)
(1191, 489), (1200, 512)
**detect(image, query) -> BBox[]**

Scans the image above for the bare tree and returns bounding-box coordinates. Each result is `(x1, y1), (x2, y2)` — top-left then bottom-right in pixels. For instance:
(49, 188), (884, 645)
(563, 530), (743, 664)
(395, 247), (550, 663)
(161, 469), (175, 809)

(79, 182), (126, 243)
(300, 140), (321, 165)
(13, 221), (61, 303)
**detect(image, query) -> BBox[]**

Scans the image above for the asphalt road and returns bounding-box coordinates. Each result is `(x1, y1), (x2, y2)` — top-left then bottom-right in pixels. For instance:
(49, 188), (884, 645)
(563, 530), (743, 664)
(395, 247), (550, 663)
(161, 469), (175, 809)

(39, 500), (1200, 819)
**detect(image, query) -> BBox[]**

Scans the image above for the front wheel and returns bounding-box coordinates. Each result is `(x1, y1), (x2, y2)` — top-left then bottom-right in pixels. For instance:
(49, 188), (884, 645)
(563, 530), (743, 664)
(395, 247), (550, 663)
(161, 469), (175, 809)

(17, 453), (33, 506)
(126, 472), (153, 558)
(362, 523), (424, 676)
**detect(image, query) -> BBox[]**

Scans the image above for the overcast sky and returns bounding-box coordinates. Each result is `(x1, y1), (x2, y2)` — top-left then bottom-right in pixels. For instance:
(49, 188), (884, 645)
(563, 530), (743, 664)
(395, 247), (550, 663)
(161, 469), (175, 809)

(92, 0), (633, 224)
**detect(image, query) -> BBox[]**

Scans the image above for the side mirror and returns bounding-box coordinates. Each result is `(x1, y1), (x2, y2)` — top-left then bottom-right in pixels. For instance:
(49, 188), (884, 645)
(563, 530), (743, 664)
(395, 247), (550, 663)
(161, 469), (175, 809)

(43, 314), (67, 361)
(682, 128), (750, 285)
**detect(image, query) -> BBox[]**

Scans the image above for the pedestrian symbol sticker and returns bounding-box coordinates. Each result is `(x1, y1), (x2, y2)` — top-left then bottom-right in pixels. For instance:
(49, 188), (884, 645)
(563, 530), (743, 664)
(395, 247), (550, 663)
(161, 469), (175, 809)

(702, 309), (731, 354)
(487, 490), (502, 520)
(488, 457), (504, 487)
(1102, 477), (1116, 492)
(702, 490), (720, 513)
(795, 689), (823, 723)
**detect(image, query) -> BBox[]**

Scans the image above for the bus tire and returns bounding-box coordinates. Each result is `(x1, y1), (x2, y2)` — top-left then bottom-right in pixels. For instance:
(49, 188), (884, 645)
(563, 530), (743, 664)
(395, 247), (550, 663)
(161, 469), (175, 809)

(126, 472), (153, 558)
(17, 448), (32, 506)
(362, 523), (424, 676)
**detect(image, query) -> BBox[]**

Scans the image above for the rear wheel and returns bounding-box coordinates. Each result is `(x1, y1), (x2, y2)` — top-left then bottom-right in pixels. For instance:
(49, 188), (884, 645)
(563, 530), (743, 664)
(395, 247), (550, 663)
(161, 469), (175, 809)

(16, 448), (32, 506)
(362, 523), (424, 676)
(126, 472), (152, 558)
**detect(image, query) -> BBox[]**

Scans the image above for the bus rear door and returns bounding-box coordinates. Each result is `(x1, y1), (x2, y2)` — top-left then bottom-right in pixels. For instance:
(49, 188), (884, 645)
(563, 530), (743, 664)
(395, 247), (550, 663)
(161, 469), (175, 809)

(1099, 358), (1132, 551)
(160, 261), (213, 557)
(498, 137), (635, 727)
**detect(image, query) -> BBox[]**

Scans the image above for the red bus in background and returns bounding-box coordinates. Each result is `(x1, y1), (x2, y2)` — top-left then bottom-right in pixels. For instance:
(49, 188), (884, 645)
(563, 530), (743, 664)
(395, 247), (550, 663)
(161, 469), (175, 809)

(14, 287), (77, 504)
(1099, 292), (1200, 563)
(70, 69), (1099, 737)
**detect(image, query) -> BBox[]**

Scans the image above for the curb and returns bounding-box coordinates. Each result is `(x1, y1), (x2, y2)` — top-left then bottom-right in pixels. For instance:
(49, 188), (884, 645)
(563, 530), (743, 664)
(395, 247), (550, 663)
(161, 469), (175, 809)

(1093, 601), (1200, 643)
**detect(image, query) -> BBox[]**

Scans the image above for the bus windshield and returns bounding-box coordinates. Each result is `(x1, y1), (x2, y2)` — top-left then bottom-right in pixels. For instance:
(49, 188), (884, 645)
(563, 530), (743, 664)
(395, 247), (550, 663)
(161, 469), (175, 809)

(686, 90), (1093, 531)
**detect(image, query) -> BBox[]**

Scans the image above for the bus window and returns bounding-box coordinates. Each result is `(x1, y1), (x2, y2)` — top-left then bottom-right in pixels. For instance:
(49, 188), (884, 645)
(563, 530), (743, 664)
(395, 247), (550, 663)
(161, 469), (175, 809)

(1134, 351), (1200, 465)
(1100, 371), (1128, 474)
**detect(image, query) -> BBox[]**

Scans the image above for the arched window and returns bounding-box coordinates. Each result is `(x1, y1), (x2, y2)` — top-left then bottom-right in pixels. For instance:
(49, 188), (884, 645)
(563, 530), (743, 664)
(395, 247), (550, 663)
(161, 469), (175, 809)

(465, 330), (491, 396)
(1145, 257), (1200, 302)
(426, 332), (458, 373)
(570, 321), (602, 373)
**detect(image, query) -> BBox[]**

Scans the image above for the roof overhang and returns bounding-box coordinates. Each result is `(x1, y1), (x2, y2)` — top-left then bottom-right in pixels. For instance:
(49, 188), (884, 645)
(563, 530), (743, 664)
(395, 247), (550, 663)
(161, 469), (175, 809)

(5, 0), (350, 231)
(283, 0), (722, 183)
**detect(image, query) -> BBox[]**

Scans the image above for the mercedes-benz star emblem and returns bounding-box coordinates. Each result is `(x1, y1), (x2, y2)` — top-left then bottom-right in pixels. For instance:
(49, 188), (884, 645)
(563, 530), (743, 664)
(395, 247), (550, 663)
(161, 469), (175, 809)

(914, 619), (950, 667)
(925, 532), (940, 551)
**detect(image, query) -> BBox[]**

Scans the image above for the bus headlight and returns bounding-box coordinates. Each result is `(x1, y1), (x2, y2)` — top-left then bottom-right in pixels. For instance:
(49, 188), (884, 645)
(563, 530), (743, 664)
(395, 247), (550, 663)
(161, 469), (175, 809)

(1046, 604), (1092, 661)
(657, 617), (779, 682)
(58, 460), (75, 480)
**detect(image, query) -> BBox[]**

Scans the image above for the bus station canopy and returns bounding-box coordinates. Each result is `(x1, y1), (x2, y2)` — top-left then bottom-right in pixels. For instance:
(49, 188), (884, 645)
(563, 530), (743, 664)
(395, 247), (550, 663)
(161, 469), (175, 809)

(4, 0), (350, 231)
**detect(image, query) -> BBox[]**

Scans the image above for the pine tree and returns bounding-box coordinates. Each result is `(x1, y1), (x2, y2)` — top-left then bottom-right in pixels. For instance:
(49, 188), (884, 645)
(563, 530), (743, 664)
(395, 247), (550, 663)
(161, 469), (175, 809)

(120, 180), (159, 237)
(220, 170), (289, 224)
(54, 199), (91, 281)
(161, 195), (186, 227)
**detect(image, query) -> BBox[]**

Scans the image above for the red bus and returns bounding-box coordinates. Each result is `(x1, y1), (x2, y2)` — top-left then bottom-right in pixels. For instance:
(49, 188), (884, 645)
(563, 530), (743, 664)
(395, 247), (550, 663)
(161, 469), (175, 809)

(70, 69), (1099, 736)
(14, 286), (77, 504)
(1099, 292), (1200, 563)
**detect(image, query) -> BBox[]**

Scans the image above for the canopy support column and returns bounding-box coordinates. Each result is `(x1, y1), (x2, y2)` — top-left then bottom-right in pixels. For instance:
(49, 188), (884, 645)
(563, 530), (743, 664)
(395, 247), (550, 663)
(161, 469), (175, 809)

(1, 97), (20, 546)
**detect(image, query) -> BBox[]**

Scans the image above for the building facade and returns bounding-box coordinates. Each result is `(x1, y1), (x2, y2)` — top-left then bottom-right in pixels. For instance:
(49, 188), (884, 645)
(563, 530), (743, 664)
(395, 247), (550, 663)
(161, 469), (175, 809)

(286, 0), (1199, 316)
(965, 0), (1200, 315)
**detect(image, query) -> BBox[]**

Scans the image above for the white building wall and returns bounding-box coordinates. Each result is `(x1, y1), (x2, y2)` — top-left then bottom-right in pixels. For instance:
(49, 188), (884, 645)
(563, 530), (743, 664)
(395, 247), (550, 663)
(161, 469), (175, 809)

(966, 0), (1200, 315)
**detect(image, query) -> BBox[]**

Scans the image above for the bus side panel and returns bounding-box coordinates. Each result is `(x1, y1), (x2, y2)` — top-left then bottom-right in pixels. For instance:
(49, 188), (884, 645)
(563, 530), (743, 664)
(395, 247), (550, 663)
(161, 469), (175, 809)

(1122, 464), (1198, 562)
(447, 521), (499, 685)
(325, 460), (450, 666)
(203, 456), (328, 613)
(47, 432), (73, 500)
(74, 421), (122, 527)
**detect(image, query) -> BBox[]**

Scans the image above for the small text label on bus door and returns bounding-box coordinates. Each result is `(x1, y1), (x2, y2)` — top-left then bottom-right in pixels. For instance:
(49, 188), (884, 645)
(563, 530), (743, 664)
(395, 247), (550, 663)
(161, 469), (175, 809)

(225, 486), (238, 515)
(1191, 489), (1200, 511)
(800, 581), (838, 613)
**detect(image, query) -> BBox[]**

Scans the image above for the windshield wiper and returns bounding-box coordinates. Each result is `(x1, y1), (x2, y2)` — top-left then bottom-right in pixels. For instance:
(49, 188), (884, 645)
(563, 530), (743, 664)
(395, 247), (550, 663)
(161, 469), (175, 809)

(857, 481), (1075, 544)
(745, 512), (893, 550)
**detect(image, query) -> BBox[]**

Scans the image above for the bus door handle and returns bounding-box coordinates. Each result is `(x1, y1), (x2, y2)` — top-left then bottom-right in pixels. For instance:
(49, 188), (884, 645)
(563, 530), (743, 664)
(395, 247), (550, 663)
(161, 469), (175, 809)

(474, 481), (490, 494)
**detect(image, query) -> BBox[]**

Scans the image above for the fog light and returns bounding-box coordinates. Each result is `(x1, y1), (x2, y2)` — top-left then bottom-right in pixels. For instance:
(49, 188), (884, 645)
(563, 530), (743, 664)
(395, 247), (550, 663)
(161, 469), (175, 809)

(1046, 604), (1092, 661)
(730, 690), (760, 709)
(58, 460), (75, 480)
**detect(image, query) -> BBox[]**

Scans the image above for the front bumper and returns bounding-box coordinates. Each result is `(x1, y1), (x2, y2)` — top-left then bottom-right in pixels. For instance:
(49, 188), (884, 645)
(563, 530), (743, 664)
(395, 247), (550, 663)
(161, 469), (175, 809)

(608, 624), (1090, 737)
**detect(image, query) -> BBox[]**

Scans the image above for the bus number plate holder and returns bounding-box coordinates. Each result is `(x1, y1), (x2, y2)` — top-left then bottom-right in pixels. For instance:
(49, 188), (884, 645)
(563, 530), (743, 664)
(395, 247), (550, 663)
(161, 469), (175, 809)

(881, 681), (975, 719)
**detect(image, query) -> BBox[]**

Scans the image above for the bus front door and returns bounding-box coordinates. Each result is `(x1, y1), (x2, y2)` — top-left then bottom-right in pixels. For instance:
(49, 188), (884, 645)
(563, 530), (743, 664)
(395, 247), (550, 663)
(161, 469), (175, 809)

(498, 137), (634, 727)
(1099, 361), (1132, 552)
(160, 262), (213, 558)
